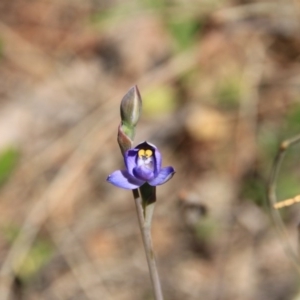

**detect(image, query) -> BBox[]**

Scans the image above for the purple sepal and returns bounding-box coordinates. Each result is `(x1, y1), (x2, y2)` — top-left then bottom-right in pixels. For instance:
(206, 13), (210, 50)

(148, 166), (175, 186)
(107, 170), (144, 189)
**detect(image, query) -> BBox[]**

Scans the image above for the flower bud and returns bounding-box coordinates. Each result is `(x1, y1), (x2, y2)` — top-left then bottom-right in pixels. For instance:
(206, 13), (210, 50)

(120, 85), (142, 127)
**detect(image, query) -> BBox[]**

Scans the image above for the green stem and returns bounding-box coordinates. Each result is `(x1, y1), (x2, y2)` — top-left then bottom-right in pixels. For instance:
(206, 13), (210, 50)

(132, 189), (164, 300)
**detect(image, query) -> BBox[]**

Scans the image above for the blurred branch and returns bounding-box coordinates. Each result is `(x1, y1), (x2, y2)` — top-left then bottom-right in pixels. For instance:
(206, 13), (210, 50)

(267, 133), (300, 273)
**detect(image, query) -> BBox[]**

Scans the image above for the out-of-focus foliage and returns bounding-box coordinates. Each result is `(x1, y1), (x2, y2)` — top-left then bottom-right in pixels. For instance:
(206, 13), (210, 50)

(143, 85), (177, 116)
(19, 238), (54, 282)
(0, 147), (19, 186)
(240, 175), (265, 207)
(195, 217), (219, 242)
(284, 105), (300, 137)
(2, 223), (20, 244)
(2, 224), (53, 282)
(215, 75), (243, 109)
(167, 16), (200, 51)
(89, 4), (133, 28)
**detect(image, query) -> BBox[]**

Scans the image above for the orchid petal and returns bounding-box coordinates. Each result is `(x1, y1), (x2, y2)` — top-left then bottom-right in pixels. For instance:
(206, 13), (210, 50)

(107, 170), (144, 190)
(153, 148), (162, 176)
(133, 165), (155, 181)
(148, 166), (175, 186)
(124, 149), (138, 176)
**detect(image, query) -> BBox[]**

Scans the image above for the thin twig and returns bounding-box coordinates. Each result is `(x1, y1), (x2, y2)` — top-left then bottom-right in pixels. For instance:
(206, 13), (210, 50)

(132, 190), (163, 300)
(267, 133), (300, 272)
(273, 194), (300, 209)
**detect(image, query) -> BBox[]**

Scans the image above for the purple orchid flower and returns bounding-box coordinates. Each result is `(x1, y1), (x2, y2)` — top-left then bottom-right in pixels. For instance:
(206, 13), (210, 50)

(107, 141), (175, 190)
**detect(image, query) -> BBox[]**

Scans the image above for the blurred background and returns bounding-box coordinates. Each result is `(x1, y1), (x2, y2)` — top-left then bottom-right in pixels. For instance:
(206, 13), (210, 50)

(0, 0), (300, 299)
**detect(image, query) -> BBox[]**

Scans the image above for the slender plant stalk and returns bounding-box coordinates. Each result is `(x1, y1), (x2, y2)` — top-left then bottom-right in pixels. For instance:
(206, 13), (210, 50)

(117, 86), (164, 299)
(132, 189), (164, 300)
(267, 133), (300, 272)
